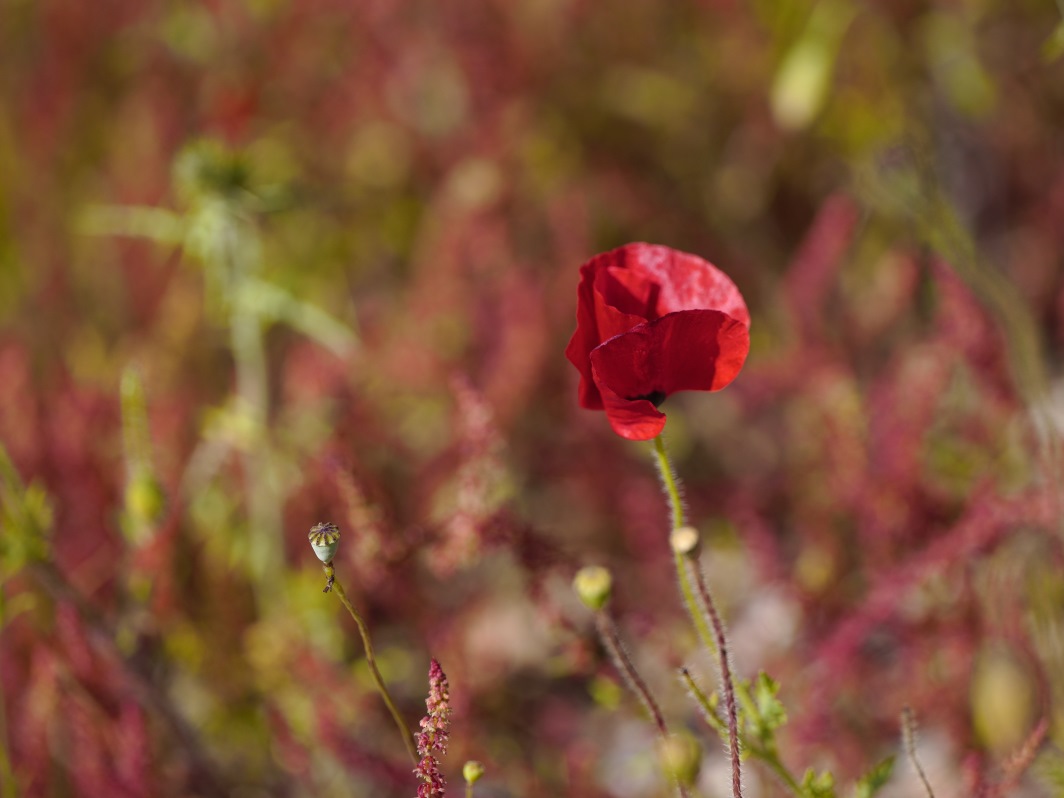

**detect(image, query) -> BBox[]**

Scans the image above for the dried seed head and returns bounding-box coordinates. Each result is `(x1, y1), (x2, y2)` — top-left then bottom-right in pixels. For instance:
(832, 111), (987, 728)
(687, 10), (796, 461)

(308, 522), (341, 563)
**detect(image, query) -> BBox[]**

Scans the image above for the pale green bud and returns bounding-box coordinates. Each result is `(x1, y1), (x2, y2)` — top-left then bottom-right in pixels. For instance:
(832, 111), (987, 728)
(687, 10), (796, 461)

(658, 732), (702, 787)
(670, 525), (701, 557)
(463, 760), (485, 785)
(573, 566), (612, 611)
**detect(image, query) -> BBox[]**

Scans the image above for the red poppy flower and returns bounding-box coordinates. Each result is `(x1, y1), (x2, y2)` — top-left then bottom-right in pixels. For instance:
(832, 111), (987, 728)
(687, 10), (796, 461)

(565, 243), (751, 440)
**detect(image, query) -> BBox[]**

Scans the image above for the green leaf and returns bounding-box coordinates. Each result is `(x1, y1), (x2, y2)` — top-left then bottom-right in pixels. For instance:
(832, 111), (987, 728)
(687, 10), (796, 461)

(770, 0), (857, 130)
(853, 756), (895, 798)
(1042, 22), (1064, 63)
(77, 204), (185, 244)
(0, 445), (52, 575)
(801, 767), (837, 798)
(236, 278), (358, 358)
(753, 672), (788, 733)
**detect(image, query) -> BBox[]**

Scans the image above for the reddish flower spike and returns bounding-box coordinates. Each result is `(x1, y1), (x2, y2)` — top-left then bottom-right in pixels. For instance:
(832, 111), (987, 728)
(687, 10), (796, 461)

(414, 658), (451, 797)
(565, 243), (751, 440)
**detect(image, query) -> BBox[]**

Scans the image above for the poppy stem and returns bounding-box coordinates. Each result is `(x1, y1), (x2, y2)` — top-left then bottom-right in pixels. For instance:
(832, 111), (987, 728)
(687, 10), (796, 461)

(685, 556), (743, 798)
(322, 562), (419, 766)
(651, 436), (716, 656)
(593, 609), (689, 798)
(653, 435), (744, 798)
(902, 707), (936, 798)
(651, 435), (685, 530)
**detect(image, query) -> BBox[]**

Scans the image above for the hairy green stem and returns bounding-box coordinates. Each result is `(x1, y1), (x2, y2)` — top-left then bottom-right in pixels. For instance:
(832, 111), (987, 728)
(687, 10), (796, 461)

(681, 669), (802, 796)
(652, 435), (685, 530)
(652, 437), (718, 656)
(323, 563), (418, 765)
(653, 435), (741, 798)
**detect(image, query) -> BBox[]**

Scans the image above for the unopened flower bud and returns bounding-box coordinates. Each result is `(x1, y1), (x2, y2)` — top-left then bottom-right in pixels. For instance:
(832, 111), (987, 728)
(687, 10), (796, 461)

(463, 760), (485, 785)
(573, 566), (612, 611)
(670, 525), (701, 557)
(308, 522), (341, 563)
(658, 732), (702, 787)
(125, 470), (167, 530)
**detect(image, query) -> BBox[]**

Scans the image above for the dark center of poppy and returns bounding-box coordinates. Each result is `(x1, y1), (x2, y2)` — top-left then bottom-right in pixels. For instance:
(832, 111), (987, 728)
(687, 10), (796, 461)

(631, 390), (667, 407)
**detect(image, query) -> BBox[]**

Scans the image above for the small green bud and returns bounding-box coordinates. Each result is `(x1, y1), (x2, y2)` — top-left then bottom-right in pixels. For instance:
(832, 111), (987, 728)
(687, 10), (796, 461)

(670, 525), (700, 556)
(573, 566), (612, 611)
(308, 522), (341, 563)
(658, 732), (702, 787)
(462, 760), (485, 785)
(125, 470), (167, 526)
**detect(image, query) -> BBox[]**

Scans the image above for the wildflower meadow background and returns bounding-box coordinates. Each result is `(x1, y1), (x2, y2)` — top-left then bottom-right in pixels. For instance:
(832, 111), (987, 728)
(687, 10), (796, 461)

(3, 1), (1064, 796)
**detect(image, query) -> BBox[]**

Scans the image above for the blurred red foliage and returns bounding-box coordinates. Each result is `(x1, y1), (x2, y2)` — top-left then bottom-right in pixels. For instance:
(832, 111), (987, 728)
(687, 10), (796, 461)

(3, 1), (1064, 796)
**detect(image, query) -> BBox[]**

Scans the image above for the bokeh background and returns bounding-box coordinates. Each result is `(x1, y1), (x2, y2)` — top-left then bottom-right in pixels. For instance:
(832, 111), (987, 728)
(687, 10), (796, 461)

(3, 1), (1064, 796)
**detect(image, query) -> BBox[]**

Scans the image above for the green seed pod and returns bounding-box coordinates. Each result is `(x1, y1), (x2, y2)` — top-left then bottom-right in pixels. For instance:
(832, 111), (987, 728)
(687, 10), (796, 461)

(308, 522), (341, 563)
(462, 760), (485, 785)
(658, 732), (702, 787)
(573, 566), (612, 611)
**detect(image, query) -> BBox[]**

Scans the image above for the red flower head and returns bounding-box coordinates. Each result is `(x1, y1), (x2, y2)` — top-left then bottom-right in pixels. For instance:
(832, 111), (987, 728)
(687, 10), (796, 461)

(565, 243), (750, 440)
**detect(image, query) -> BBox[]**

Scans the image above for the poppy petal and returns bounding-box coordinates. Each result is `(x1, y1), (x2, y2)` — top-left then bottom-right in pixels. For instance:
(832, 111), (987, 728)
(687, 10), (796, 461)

(565, 260), (645, 409)
(595, 243), (751, 325)
(589, 366), (667, 441)
(590, 309), (750, 408)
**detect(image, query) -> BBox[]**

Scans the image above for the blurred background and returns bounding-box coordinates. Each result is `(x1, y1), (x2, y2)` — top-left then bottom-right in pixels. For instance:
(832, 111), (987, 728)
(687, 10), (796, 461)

(3, 0), (1064, 796)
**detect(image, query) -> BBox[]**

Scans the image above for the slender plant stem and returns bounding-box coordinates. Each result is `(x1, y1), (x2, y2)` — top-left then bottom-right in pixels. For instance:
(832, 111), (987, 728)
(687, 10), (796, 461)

(594, 611), (669, 737)
(652, 435), (685, 530)
(652, 437), (718, 656)
(0, 598), (16, 798)
(688, 562), (742, 798)
(902, 707), (936, 798)
(324, 563), (418, 766)
(594, 611), (689, 798)
(749, 743), (803, 796)
(653, 434), (741, 798)
(681, 669), (803, 797)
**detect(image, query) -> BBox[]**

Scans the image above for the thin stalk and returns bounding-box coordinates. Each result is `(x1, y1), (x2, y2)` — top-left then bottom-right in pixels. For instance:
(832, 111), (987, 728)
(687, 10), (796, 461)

(324, 563), (418, 766)
(652, 435), (685, 530)
(902, 707), (936, 798)
(681, 669), (802, 797)
(0, 613), (16, 798)
(594, 610), (689, 798)
(652, 437), (718, 656)
(687, 561), (742, 798)
(220, 211), (283, 613)
(653, 435), (740, 798)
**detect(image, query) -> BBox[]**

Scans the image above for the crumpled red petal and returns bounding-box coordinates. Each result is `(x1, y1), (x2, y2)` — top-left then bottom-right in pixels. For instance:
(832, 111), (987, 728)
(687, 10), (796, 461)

(565, 243), (751, 424)
(596, 244), (750, 324)
(590, 375), (667, 440)
(588, 309), (750, 440)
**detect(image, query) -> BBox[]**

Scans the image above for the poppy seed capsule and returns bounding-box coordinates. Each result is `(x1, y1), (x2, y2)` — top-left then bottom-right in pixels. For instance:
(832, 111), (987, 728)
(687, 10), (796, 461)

(308, 522), (341, 563)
